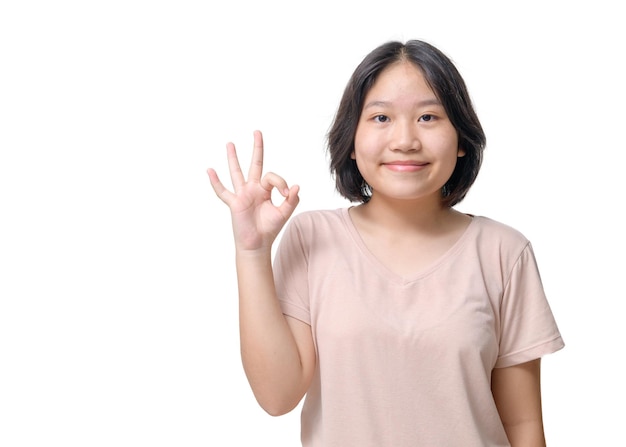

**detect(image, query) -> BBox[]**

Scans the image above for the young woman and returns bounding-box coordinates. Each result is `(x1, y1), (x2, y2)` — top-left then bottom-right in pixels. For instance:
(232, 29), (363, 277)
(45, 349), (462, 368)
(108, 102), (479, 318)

(208, 39), (564, 447)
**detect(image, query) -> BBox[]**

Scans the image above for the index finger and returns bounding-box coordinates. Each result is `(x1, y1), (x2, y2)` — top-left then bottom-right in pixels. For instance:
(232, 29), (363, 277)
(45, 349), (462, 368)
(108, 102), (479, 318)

(247, 130), (264, 182)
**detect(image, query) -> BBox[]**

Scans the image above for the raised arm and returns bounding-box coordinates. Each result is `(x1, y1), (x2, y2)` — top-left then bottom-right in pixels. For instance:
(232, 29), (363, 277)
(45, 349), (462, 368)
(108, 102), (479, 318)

(208, 130), (316, 415)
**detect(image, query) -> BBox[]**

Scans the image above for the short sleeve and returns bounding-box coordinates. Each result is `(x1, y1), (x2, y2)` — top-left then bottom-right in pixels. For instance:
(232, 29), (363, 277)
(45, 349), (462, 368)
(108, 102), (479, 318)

(495, 242), (564, 368)
(273, 217), (311, 325)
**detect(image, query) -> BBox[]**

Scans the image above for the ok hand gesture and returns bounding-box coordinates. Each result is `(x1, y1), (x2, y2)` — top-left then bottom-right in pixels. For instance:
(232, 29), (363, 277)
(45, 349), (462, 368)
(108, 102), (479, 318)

(207, 130), (300, 252)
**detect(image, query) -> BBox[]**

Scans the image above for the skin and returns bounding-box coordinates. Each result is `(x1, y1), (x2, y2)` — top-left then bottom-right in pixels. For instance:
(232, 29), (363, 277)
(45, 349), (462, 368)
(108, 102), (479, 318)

(349, 61), (472, 276)
(208, 60), (548, 445)
(353, 61), (465, 207)
(492, 359), (547, 446)
(208, 131), (315, 416)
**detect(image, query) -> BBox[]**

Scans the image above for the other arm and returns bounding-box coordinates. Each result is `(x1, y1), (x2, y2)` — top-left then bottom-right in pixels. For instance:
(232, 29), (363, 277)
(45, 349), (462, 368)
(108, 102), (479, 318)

(491, 358), (546, 447)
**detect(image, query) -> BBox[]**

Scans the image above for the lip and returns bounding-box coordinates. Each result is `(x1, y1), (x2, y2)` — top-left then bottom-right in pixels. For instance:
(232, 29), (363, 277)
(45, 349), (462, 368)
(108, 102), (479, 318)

(383, 161), (429, 172)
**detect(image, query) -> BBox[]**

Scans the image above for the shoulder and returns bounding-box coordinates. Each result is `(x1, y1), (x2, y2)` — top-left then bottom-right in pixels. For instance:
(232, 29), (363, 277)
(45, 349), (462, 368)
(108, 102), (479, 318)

(469, 216), (532, 259)
(277, 208), (352, 255)
(288, 208), (347, 230)
(472, 216), (528, 239)
(464, 216), (541, 285)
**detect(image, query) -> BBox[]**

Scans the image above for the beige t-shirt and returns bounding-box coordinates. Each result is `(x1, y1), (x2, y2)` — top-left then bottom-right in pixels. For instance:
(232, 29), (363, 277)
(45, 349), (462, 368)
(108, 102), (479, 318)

(274, 208), (564, 447)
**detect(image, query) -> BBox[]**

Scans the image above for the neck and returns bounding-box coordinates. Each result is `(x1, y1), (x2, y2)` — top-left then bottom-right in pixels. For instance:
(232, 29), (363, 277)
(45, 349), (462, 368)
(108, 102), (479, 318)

(356, 193), (459, 234)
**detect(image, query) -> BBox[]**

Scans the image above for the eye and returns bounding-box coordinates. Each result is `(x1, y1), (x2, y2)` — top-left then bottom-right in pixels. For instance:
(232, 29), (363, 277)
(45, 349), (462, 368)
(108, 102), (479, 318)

(373, 115), (390, 123)
(419, 114), (435, 122)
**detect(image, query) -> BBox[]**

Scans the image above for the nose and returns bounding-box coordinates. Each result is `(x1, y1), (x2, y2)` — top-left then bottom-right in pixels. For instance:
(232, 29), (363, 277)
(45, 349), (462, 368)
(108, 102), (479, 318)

(390, 120), (420, 152)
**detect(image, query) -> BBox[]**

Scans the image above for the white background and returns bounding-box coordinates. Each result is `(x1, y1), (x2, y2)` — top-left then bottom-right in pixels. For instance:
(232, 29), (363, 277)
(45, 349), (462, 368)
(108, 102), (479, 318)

(1, 1), (624, 445)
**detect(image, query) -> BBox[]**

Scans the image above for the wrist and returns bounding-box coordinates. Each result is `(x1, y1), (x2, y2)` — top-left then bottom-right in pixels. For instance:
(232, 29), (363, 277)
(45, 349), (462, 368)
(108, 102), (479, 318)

(235, 246), (273, 260)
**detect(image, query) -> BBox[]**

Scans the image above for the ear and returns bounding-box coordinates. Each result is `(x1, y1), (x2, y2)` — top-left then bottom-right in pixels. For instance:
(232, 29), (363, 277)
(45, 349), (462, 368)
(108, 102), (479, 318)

(351, 150), (356, 160)
(457, 147), (466, 157)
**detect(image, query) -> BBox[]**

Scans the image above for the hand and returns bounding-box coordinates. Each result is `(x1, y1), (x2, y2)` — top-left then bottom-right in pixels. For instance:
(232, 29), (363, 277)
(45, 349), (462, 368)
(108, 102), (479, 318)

(207, 130), (300, 252)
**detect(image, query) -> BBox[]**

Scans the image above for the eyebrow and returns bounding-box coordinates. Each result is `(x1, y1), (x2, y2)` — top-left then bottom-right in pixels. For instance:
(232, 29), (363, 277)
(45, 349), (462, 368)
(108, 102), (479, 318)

(362, 98), (442, 109)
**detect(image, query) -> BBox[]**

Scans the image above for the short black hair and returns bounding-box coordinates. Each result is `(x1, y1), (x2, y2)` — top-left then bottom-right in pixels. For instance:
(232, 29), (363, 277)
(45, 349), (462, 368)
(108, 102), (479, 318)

(327, 40), (486, 207)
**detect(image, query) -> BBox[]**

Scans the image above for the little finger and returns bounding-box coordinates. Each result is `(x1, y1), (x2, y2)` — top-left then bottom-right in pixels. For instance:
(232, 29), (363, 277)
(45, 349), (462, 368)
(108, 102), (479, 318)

(207, 168), (235, 205)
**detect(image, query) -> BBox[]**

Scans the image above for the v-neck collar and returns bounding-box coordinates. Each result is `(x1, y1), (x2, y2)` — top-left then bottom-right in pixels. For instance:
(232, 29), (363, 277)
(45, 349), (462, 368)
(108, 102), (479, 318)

(340, 207), (478, 285)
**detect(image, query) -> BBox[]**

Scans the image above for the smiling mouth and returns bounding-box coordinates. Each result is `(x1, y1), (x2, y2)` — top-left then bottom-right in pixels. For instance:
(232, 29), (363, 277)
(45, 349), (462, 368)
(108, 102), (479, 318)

(383, 161), (429, 172)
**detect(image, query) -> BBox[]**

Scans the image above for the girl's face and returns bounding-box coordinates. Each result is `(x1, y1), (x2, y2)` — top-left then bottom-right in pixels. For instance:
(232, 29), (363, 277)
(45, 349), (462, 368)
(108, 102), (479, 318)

(353, 61), (464, 206)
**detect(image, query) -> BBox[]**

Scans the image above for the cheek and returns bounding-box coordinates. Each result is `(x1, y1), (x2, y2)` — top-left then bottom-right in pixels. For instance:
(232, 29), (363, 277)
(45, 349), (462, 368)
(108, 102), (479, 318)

(353, 129), (379, 161)
(353, 122), (374, 152)
(352, 130), (363, 160)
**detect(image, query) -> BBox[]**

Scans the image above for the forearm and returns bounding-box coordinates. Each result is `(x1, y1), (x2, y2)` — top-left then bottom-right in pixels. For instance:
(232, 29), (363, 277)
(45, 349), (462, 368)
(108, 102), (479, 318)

(236, 249), (309, 415)
(492, 359), (546, 447)
(502, 419), (546, 447)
